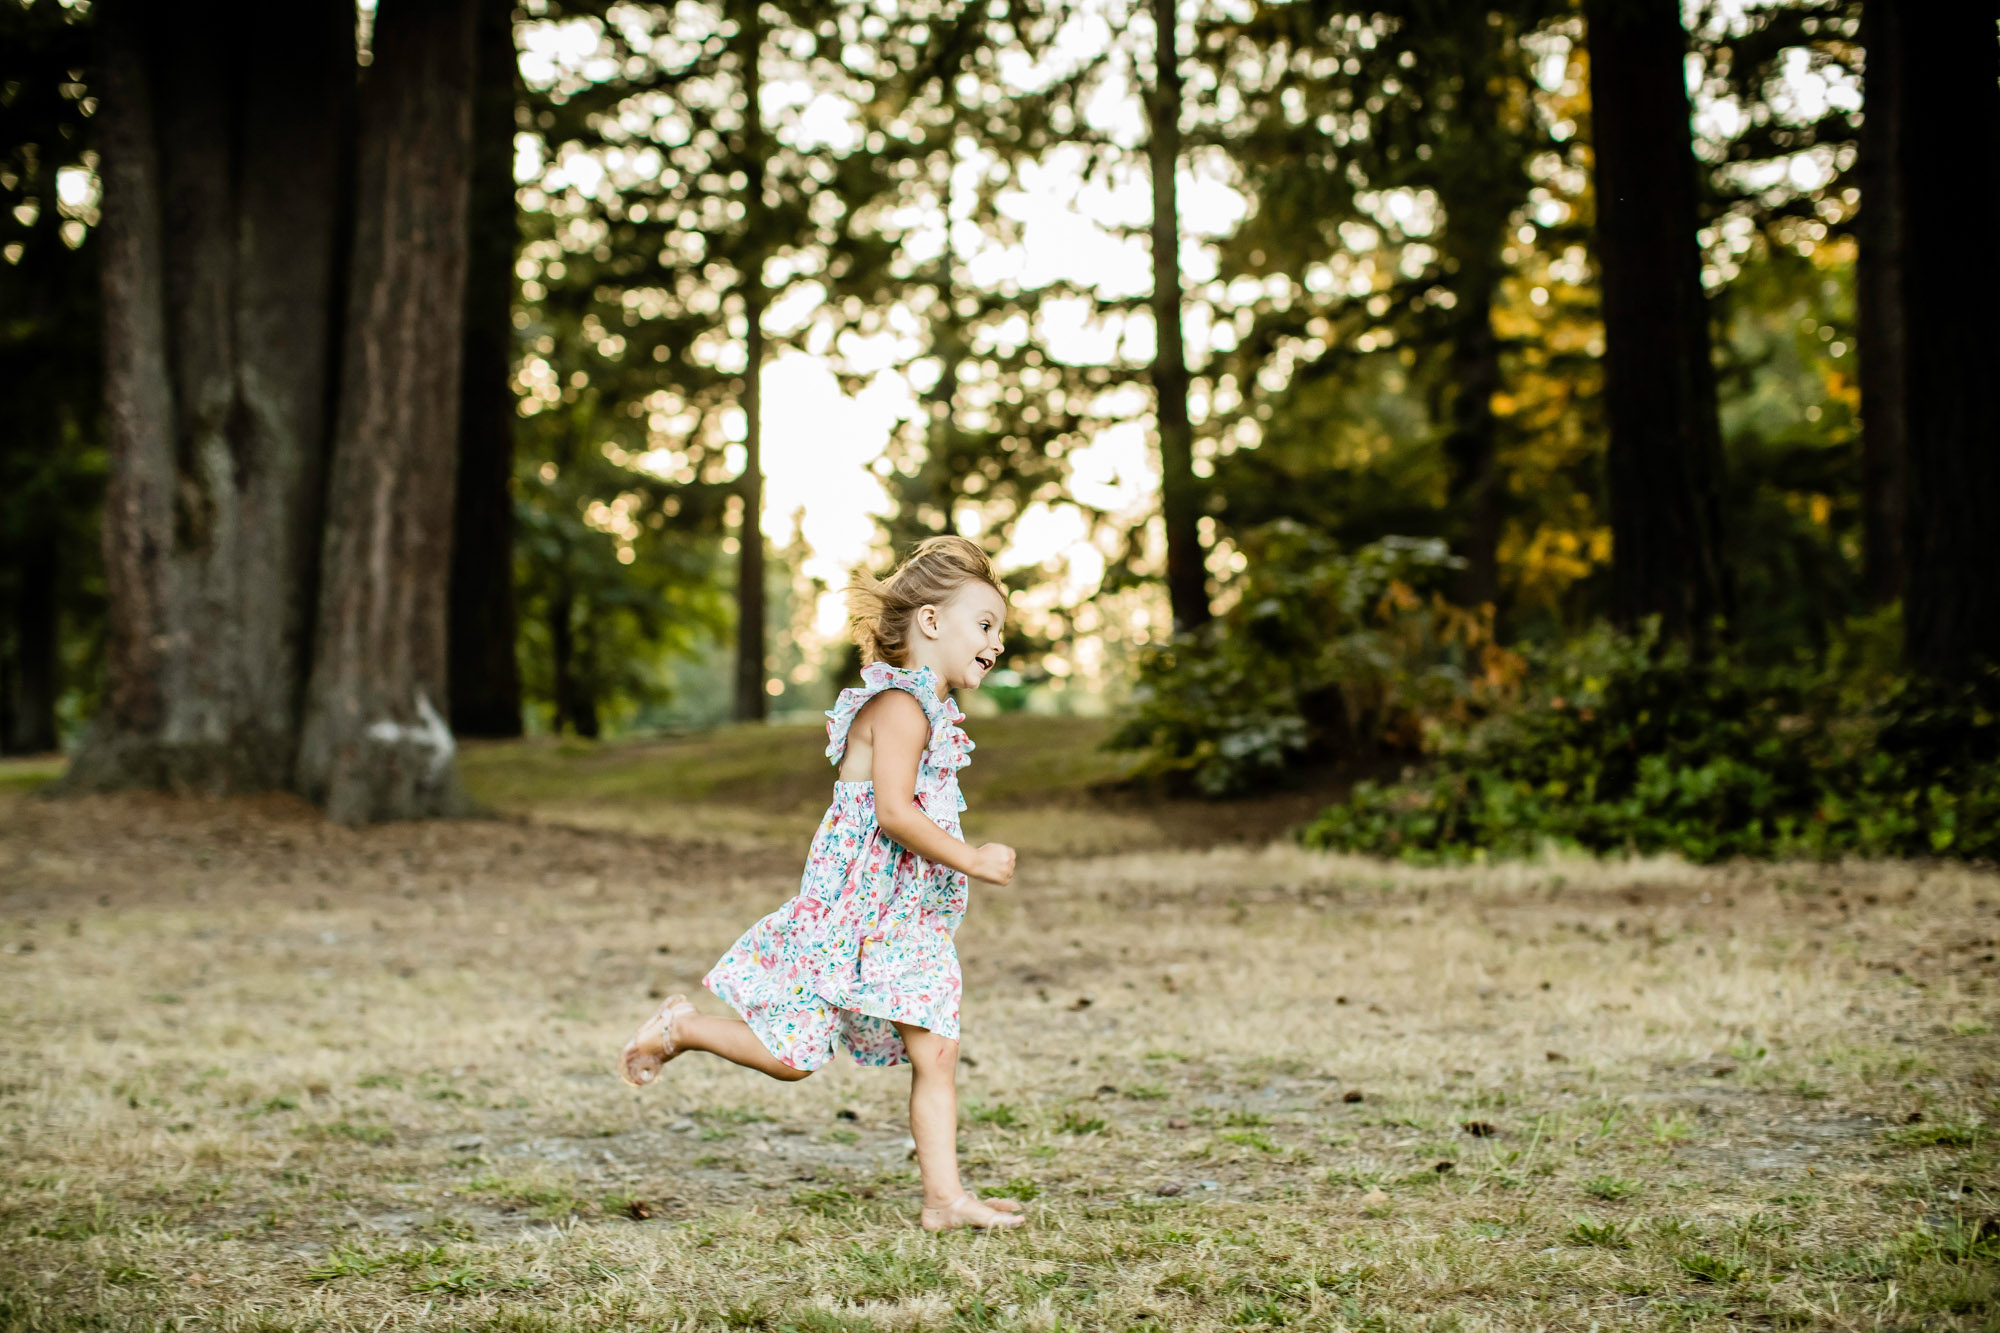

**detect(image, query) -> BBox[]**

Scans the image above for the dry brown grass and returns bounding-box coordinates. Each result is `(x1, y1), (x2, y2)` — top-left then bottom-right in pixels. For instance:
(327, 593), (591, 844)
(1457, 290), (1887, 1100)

(1, 780), (1997, 1332)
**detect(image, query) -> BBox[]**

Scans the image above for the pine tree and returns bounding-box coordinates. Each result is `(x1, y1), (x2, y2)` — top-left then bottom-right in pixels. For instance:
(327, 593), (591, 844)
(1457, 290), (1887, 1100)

(1582, 0), (1729, 645)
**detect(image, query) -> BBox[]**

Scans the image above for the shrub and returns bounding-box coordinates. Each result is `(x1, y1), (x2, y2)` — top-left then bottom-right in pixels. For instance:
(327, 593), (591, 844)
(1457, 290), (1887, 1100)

(1106, 524), (1524, 796)
(1302, 628), (2000, 864)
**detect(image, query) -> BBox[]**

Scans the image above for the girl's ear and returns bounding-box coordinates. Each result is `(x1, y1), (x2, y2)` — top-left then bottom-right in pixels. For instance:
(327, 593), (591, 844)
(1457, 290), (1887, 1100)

(916, 604), (941, 639)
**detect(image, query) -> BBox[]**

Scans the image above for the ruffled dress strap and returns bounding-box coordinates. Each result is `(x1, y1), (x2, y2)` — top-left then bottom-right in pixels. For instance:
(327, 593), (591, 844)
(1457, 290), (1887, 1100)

(824, 662), (975, 811)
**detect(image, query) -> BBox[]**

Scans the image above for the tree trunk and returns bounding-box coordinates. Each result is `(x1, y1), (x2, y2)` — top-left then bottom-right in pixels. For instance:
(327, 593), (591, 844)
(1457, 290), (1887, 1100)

(1443, 267), (1503, 609)
(1149, 0), (1208, 634)
(297, 0), (477, 822)
(549, 581), (587, 736)
(732, 0), (768, 721)
(1855, 0), (1906, 610)
(1435, 36), (1510, 612)
(1, 536), (59, 755)
(65, 0), (352, 793)
(448, 0), (523, 738)
(1897, 2), (2000, 678)
(1582, 0), (1730, 648)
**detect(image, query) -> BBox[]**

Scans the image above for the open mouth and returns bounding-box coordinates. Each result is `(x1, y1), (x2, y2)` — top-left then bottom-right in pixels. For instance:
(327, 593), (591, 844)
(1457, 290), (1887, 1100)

(973, 654), (996, 673)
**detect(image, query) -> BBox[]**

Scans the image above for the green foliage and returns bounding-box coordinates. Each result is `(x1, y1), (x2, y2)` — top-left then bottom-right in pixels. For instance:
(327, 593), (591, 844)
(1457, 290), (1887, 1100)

(1108, 524), (1522, 796)
(1583, 1174), (1639, 1203)
(1303, 628), (2000, 864)
(1566, 1218), (1631, 1249)
(1676, 1252), (1749, 1284)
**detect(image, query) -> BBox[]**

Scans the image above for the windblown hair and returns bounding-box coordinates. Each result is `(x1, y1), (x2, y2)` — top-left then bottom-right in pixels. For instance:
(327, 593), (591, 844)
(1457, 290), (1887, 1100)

(846, 535), (1002, 667)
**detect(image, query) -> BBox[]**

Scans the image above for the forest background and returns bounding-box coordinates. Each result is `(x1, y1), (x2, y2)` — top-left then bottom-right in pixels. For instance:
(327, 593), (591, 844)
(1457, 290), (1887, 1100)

(2, 0), (1995, 855)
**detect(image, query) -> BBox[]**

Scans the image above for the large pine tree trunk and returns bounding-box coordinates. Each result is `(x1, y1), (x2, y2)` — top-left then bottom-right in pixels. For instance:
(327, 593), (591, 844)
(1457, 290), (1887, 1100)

(1, 536), (59, 755)
(1582, 0), (1730, 646)
(1149, 0), (1208, 634)
(66, 0), (351, 793)
(448, 0), (523, 738)
(732, 0), (768, 720)
(1896, 3), (2000, 678)
(296, 0), (477, 822)
(1855, 0), (1906, 610)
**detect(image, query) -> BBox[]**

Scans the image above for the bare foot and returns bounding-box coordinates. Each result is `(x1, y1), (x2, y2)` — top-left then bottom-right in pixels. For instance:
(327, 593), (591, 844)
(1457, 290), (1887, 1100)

(617, 994), (696, 1087)
(920, 1192), (1027, 1232)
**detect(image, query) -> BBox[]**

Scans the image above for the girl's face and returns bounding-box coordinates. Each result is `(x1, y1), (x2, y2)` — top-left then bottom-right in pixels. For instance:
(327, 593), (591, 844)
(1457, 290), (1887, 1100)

(911, 582), (1008, 692)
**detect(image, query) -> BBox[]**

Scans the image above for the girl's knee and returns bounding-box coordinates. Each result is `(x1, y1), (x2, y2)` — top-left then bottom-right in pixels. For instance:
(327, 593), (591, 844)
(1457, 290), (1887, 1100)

(908, 1034), (958, 1075)
(774, 1062), (814, 1082)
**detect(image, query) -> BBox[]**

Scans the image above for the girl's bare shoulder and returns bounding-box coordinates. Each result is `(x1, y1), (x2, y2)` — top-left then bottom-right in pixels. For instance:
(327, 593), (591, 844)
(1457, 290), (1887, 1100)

(851, 685), (929, 741)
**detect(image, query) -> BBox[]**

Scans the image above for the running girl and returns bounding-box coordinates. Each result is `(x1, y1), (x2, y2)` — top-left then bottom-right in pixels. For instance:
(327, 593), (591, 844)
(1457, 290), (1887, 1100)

(617, 535), (1025, 1231)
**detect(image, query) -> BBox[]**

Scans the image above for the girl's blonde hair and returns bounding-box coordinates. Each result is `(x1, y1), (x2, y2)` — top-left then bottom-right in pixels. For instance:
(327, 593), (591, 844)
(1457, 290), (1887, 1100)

(846, 535), (1003, 667)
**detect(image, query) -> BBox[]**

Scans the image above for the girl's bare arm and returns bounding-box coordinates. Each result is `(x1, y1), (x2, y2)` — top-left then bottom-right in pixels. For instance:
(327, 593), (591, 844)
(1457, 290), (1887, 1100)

(861, 691), (1014, 886)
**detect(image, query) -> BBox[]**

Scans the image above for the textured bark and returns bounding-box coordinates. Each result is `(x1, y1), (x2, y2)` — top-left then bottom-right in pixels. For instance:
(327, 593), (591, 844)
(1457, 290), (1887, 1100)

(448, 0), (523, 738)
(66, 0), (351, 793)
(1149, 0), (1207, 634)
(297, 0), (477, 822)
(1582, 0), (1730, 647)
(1, 536), (59, 755)
(731, 0), (769, 721)
(1435, 39), (1511, 611)
(1854, 0), (1906, 609)
(1897, 1), (2000, 678)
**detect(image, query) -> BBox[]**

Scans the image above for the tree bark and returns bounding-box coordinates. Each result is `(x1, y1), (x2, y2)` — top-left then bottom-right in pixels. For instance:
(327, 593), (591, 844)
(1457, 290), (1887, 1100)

(1582, 0), (1730, 647)
(731, 0), (768, 721)
(1854, 0), (1906, 610)
(448, 0), (524, 738)
(548, 581), (598, 738)
(1, 536), (59, 755)
(1896, 1), (2000, 678)
(66, 0), (352, 793)
(1435, 32), (1511, 612)
(297, 0), (477, 822)
(1149, 0), (1207, 634)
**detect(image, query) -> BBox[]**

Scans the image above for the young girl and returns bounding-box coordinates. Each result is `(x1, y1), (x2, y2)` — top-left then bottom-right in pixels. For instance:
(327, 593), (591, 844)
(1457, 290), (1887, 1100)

(617, 535), (1026, 1232)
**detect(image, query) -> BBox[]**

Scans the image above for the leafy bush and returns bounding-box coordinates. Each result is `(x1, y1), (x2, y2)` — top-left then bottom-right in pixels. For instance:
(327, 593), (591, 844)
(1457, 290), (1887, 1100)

(1302, 628), (2000, 864)
(1106, 524), (1524, 795)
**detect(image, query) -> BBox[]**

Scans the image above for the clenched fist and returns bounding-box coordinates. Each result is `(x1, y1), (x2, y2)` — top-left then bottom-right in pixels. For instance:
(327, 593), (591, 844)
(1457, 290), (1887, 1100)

(969, 841), (1017, 886)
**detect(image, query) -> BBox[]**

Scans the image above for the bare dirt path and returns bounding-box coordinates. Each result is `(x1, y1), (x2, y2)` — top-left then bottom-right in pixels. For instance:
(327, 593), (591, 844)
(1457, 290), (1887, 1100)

(2, 789), (1996, 1331)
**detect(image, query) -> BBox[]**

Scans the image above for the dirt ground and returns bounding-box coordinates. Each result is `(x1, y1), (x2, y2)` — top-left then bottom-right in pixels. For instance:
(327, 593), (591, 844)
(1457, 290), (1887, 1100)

(2, 782), (1997, 1331)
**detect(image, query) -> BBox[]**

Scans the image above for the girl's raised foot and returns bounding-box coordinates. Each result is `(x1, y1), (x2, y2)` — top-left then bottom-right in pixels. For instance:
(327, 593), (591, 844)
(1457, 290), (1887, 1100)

(921, 1192), (1027, 1232)
(617, 994), (696, 1087)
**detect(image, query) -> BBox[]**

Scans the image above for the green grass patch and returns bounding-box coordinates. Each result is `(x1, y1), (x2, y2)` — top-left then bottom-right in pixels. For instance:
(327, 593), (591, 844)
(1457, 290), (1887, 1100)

(966, 1102), (1020, 1127)
(1884, 1118), (1989, 1148)
(1677, 1252), (1748, 1284)
(1567, 1217), (1631, 1249)
(1584, 1174), (1639, 1201)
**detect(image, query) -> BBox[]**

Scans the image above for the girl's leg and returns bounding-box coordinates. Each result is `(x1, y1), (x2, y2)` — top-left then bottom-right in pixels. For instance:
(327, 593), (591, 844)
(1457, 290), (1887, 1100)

(676, 1013), (812, 1081)
(619, 996), (812, 1085)
(895, 1022), (1025, 1231)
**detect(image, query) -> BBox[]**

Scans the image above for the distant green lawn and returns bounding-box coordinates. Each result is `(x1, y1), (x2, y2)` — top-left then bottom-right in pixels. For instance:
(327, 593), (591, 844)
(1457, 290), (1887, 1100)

(0, 718), (1335, 854)
(0, 755), (62, 794)
(0, 714), (1132, 811)
(457, 712), (1138, 819)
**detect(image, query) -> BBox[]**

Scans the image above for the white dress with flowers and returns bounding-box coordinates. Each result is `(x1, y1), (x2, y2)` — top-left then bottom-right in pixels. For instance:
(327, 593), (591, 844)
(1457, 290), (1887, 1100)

(702, 662), (975, 1070)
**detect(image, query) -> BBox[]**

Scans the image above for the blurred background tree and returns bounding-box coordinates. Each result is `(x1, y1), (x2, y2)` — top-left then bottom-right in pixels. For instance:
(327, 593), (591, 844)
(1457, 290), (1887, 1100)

(9, 0), (1995, 846)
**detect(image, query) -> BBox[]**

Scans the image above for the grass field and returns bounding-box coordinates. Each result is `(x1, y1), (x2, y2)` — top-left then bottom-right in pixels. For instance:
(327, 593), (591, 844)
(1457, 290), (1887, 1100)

(1, 726), (1997, 1330)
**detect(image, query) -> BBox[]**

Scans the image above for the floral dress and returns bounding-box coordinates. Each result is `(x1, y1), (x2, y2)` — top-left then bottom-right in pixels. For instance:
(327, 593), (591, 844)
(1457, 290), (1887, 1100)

(702, 662), (975, 1071)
